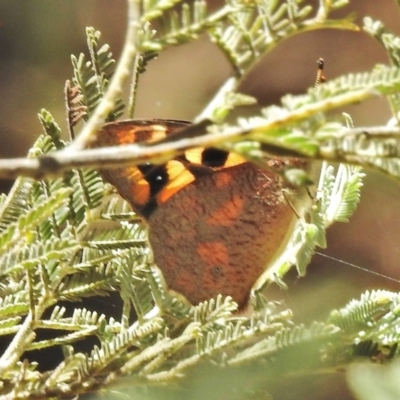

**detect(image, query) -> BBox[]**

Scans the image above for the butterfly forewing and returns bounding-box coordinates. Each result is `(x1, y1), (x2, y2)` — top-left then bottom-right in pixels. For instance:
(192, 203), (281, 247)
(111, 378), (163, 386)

(94, 119), (241, 219)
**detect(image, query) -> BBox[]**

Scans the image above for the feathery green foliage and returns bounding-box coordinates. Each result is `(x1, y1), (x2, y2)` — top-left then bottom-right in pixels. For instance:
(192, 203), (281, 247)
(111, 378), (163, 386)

(71, 27), (124, 121)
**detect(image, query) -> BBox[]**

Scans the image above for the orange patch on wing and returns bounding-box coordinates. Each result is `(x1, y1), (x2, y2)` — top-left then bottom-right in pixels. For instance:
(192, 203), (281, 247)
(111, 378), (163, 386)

(184, 147), (205, 164)
(129, 180), (150, 206)
(98, 123), (169, 146)
(214, 171), (234, 188)
(156, 160), (195, 204)
(206, 195), (244, 226)
(196, 242), (229, 265)
(224, 153), (247, 168)
(143, 125), (169, 143)
(121, 167), (150, 206)
(114, 129), (139, 144)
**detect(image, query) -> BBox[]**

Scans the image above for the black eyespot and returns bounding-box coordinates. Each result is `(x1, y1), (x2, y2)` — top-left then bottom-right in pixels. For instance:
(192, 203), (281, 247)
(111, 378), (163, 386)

(138, 164), (169, 196)
(201, 148), (229, 167)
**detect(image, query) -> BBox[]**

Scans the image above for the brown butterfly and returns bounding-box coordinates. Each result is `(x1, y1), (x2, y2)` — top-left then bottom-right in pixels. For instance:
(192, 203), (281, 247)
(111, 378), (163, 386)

(93, 119), (304, 308)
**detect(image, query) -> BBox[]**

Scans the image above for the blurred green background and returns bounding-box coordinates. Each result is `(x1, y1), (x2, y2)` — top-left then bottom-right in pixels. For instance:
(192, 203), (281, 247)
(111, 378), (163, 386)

(1, 1), (400, 399)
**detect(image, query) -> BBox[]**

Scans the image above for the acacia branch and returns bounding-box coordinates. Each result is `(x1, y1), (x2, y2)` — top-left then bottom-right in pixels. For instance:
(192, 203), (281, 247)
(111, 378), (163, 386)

(0, 124), (400, 181)
(0, 129), (229, 180)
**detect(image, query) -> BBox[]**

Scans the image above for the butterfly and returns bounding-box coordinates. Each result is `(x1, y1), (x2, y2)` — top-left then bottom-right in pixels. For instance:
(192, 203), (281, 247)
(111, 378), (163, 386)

(94, 119), (304, 309)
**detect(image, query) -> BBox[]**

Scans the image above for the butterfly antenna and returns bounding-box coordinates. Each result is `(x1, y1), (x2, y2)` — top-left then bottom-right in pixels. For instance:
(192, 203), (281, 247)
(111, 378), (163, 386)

(314, 57), (326, 88)
(316, 252), (400, 285)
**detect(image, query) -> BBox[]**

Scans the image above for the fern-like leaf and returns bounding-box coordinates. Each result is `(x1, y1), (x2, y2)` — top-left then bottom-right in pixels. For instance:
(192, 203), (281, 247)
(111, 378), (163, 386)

(71, 28), (124, 121)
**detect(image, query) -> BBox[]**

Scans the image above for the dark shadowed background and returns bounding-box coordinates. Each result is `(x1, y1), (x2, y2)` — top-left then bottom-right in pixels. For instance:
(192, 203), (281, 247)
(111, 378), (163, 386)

(1, 1), (400, 399)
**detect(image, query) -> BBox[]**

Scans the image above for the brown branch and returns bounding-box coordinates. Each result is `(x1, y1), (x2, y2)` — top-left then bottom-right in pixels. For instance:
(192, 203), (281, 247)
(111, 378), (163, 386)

(0, 129), (230, 180)
(0, 124), (400, 181)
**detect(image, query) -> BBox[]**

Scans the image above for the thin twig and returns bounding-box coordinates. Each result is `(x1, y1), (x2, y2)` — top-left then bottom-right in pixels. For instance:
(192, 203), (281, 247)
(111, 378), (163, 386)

(0, 121), (400, 182)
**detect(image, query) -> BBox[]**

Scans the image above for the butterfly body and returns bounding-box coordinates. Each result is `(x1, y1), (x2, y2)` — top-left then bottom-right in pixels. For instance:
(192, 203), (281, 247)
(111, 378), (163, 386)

(95, 119), (302, 308)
